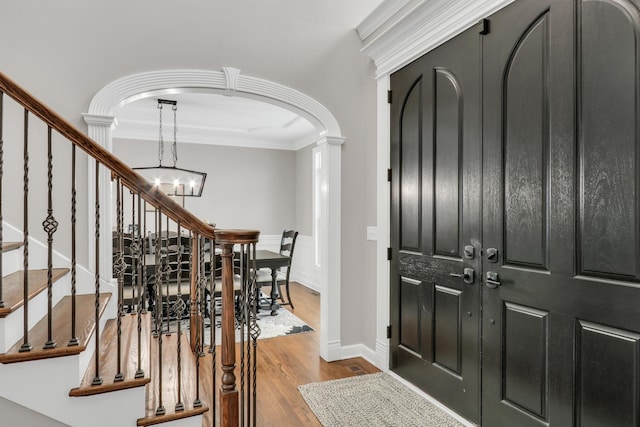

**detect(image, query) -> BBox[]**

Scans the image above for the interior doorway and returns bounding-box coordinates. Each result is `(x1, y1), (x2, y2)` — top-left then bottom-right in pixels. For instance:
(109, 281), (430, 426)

(84, 68), (345, 361)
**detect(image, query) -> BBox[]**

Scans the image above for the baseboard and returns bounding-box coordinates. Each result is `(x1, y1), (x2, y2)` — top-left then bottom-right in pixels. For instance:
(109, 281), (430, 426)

(339, 343), (382, 369)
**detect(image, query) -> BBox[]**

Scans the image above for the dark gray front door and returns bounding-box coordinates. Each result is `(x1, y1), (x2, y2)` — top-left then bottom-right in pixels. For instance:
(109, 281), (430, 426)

(389, 24), (482, 424)
(391, 0), (640, 425)
(482, 0), (640, 425)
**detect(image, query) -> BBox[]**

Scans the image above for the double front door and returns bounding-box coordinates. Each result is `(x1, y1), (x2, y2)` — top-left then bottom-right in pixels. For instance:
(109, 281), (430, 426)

(390, 0), (640, 425)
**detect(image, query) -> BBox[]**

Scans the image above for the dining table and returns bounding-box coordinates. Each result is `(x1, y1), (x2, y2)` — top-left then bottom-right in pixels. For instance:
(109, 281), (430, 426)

(252, 249), (291, 315)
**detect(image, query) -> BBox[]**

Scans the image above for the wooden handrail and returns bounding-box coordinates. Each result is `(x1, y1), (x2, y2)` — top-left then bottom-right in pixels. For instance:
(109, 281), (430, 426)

(0, 72), (215, 239)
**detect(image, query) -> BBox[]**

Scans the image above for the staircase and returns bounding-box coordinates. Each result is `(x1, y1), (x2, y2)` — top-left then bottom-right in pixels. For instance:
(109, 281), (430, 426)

(0, 72), (261, 426)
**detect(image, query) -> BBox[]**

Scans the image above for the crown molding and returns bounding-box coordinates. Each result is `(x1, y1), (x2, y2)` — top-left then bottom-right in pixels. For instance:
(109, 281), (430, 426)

(359, 0), (515, 78)
(356, 0), (412, 40)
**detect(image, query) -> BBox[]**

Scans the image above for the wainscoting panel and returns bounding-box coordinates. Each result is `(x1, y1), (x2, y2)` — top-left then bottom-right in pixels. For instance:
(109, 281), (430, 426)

(256, 234), (318, 292)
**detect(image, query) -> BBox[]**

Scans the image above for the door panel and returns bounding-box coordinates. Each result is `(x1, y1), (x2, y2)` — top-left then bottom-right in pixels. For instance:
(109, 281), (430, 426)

(580, 0), (639, 279)
(390, 24), (482, 423)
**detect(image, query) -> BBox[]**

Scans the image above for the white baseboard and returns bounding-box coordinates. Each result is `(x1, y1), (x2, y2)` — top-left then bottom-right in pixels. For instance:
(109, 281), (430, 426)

(340, 343), (380, 368)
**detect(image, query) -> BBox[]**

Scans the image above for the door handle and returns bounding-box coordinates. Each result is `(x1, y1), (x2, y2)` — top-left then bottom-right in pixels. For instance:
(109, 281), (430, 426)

(450, 268), (475, 284)
(485, 271), (501, 288)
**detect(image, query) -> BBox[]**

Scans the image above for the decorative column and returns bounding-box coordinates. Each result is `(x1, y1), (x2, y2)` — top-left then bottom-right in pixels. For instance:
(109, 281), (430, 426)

(83, 114), (116, 283)
(316, 135), (345, 362)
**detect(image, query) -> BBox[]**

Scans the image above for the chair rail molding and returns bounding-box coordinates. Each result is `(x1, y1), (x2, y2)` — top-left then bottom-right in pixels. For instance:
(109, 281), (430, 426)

(84, 68), (345, 362)
(358, 0), (515, 78)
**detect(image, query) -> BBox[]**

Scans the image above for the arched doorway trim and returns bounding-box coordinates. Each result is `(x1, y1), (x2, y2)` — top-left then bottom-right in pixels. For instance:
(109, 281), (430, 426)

(84, 68), (344, 361)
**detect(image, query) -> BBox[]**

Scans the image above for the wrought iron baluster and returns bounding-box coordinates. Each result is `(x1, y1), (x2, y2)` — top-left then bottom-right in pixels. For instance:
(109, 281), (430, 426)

(155, 207), (166, 416)
(250, 242), (260, 427)
(92, 160), (102, 385)
(239, 243), (246, 427)
(19, 109), (31, 353)
(69, 145), (78, 346)
(174, 221), (185, 412)
(165, 215), (170, 336)
(142, 201), (148, 314)
(114, 179), (124, 382)
(135, 193), (144, 379)
(43, 126), (58, 350)
(193, 234), (203, 408)
(210, 237), (217, 423)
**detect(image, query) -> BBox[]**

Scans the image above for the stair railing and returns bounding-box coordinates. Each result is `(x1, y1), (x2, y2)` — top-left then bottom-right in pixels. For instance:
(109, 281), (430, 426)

(0, 71), (260, 426)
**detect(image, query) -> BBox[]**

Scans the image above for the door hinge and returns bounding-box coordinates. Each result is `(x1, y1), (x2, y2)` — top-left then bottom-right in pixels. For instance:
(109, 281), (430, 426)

(387, 247), (392, 261)
(387, 90), (393, 104)
(387, 168), (392, 182)
(479, 18), (490, 35)
(387, 325), (392, 339)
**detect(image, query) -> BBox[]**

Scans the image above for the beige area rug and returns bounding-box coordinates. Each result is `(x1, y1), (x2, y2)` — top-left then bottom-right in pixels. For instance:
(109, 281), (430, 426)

(299, 372), (466, 427)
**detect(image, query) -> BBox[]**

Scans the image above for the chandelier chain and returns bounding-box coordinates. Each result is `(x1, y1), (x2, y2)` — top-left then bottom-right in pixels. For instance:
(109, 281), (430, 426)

(172, 104), (178, 167)
(157, 103), (164, 166)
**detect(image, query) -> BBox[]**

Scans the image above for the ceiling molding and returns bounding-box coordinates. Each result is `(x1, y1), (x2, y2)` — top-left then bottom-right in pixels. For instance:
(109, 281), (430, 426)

(86, 68), (342, 138)
(356, 0), (412, 40)
(359, 0), (515, 77)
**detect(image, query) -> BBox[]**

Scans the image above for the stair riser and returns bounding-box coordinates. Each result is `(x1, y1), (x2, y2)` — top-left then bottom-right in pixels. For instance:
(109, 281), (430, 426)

(0, 275), (68, 353)
(0, 356), (146, 427)
(2, 250), (21, 277)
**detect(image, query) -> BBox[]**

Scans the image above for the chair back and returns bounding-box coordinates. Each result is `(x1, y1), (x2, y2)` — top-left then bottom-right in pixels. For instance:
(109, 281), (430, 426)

(279, 230), (298, 258)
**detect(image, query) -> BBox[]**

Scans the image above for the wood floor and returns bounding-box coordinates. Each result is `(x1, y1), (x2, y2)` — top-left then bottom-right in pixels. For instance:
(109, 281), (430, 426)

(199, 281), (380, 426)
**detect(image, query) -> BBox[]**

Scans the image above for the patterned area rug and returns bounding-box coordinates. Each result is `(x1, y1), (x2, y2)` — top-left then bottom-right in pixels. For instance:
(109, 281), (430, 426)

(299, 372), (466, 427)
(194, 308), (313, 346)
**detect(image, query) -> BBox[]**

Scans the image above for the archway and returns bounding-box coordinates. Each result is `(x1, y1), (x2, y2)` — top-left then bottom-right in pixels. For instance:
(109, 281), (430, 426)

(84, 68), (344, 361)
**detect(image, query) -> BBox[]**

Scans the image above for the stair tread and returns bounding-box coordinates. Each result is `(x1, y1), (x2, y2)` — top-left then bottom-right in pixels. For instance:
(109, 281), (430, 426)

(137, 331), (208, 426)
(0, 293), (111, 363)
(2, 242), (23, 252)
(70, 312), (152, 396)
(0, 268), (69, 317)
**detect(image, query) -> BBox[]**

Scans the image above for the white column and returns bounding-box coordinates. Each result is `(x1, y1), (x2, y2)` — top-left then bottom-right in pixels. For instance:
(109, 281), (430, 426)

(82, 114), (116, 282)
(376, 76), (391, 370)
(317, 135), (345, 362)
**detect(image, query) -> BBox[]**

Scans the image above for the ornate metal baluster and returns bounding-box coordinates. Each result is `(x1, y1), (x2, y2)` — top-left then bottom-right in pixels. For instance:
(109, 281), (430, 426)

(92, 160), (102, 385)
(142, 201), (148, 314)
(0, 92), (4, 310)
(19, 109), (31, 353)
(249, 242), (260, 427)
(239, 243), (246, 426)
(210, 237), (217, 422)
(135, 193), (144, 379)
(193, 234), (203, 409)
(155, 207), (165, 416)
(173, 221), (185, 412)
(114, 179), (125, 382)
(43, 126), (58, 350)
(68, 145), (79, 347)
(165, 215), (170, 336)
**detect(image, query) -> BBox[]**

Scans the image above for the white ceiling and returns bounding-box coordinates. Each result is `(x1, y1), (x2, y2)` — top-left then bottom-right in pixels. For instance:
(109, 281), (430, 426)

(112, 92), (320, 151)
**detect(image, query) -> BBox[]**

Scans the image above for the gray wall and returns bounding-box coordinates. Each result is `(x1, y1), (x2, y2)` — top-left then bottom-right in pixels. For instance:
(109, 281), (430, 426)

(0, 0), (379, 349)
(0, 397), (70, 427)
(114, 139), (297, 234)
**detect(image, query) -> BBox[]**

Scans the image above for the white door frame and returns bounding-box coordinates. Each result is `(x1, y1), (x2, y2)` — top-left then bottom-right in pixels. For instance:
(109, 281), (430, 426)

(83, 68), (345, 361)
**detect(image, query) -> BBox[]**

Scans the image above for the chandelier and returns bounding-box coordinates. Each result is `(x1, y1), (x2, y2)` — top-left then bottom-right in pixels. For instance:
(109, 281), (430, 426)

(133, 99), (207, 197)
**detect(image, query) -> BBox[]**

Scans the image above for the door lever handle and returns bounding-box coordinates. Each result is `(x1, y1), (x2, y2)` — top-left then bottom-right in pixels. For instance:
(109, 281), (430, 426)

(485, 271), (501, 288)
(450, 268), (475, 284)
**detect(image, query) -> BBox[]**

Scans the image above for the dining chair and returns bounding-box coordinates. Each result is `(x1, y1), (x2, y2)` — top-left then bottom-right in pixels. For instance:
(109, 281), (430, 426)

(256, 230), (298, 309)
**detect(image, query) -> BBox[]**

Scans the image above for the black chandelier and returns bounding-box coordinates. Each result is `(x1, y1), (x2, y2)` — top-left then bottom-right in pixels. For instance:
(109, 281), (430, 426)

(133, 99), (207, 197)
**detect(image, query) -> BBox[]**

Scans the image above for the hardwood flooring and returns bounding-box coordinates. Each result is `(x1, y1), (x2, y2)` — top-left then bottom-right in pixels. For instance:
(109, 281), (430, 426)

(199, 281), (380, 426)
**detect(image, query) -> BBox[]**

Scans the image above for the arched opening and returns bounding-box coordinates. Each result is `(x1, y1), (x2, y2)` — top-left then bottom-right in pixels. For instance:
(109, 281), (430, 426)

(84, 68), (344, 361)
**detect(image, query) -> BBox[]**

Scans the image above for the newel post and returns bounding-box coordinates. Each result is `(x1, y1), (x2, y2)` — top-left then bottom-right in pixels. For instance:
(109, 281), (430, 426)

(214, 229), (259, 427)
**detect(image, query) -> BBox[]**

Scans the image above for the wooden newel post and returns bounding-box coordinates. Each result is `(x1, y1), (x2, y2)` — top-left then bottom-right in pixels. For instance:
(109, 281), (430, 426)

(214, 229), (259, 427)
